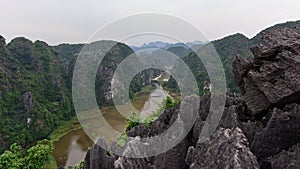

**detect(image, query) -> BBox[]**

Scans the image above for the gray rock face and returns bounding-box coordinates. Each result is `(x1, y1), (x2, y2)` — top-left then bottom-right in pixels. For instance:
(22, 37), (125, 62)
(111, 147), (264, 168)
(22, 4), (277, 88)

(84, 139), (116, 169)
(269, 144), (300, 169)
(233, 28), (300, 114)
(0, 134), (4, 149)
(152, 136), (189, 169)
(0, 35), (5, 48)
(22, 92), (33, 112)
(250, 103), (300, 159)
(127, 123), (150, 138)
(84, 27), (300, 169)
(186, 127), (260, 169)
(114, 137), (154, 169)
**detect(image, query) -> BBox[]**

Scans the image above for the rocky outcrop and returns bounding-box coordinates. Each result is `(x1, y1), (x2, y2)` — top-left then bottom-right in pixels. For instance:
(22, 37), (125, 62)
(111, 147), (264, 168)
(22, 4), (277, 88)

(186, 127), (259, 169)
(84, 94), (250, 169)
(0, 35), (5, 48)
(84, 139), (116, 169)
(114, 137), (154, 169)
(269, 144), (300, 169)
(22, 92), (33, 113)
(233, 28), (300, 115)
(0, 133), (4, 150)
(233, 27), (300, 167)
(250, 103), (300, 159)
(84, 27), (300, 169)
(127, 123), (150, 138)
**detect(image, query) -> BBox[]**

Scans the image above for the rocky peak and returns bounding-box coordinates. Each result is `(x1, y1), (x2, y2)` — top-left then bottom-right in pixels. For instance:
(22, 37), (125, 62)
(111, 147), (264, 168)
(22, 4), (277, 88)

(0, 35), (6, 47)
(84, 27), (300, 169)
(22, 92), (33, 113)
(186, 127), (259, 169)
(251, 27), (300, 60)
(269, 143), (300, 169)
(7, 37), (34, 62)
(233, 27), (300, 115)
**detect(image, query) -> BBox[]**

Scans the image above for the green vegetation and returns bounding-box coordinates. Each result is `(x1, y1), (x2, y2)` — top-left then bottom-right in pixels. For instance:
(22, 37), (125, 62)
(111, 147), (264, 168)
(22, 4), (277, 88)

(125, 96), (178, 131)
(1, 20), (298, 168)
(45, 155), (57, 169)
(125, 112), (142, 131)
(117, 97), (178, 147)
(0, 38), (73, 152)
(166, 46), (189, 58)
(48, 117), (81, 142)
(0, 140), (54, 169)
(165, 33), (253, 94)
(69, 161), (84, 169)
(0, 38), (146, 155)
(164, 96), (179, 110)
(165, 21), (300, 95)
(130, 85), (155, 101)
(117, 133), (129, 147)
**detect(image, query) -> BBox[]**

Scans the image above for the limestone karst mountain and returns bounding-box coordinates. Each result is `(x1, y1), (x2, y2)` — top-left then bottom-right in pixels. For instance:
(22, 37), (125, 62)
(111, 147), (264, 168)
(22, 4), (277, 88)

(83, 27), (300, 169)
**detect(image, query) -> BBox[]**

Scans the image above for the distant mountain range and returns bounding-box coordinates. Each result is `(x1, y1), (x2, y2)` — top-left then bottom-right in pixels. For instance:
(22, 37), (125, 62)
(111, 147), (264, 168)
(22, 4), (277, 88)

(165, 20), (300, 93)
(131, 40), (208, 51)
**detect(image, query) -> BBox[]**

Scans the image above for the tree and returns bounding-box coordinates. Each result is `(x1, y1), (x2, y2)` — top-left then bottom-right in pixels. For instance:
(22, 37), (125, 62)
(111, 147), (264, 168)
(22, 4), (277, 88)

(0, 139), (53, 169)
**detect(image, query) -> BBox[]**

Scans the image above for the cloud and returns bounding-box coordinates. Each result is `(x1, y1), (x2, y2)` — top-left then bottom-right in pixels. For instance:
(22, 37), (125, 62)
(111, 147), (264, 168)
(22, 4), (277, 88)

(0, 0), (299, 45)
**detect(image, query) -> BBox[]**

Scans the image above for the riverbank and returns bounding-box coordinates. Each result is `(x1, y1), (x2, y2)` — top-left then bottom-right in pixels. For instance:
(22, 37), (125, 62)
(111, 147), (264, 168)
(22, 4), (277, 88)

(50, 83), (181, 168)
(49, 85), (157, 168)
(49, 117), (82, 142)
(49, 84), (179, 144)
(45, 155), (58, 169)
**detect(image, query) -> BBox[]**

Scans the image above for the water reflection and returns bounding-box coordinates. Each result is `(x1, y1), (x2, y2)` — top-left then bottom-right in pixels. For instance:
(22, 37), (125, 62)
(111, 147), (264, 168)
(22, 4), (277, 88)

(52, 129), (93, 168)
(52, 83), (173, 168)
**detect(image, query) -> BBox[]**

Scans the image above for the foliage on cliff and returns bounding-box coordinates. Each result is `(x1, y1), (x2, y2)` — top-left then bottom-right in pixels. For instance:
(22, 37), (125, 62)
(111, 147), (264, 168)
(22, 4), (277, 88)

(0, 37), (72, 152)
(165, 20), (300, 94)
(0, 139), (53, 169)
(0, 38), (145, 153)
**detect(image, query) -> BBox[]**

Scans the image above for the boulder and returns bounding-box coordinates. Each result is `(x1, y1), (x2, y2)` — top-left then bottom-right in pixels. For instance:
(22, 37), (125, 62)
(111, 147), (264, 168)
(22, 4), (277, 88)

(233, 28), (300, 114)
(250, 103), (300, 159)
(84, 138), (116, 169)
(269, 144), (300, 169)
(126, 123), (149, 138)
(114, 137), (154, 169)
(186, 127), (260, 169)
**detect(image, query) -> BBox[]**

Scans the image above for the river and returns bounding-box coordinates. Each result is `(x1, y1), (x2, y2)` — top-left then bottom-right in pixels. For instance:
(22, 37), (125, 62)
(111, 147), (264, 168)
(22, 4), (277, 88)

(52, 83), (171, 168)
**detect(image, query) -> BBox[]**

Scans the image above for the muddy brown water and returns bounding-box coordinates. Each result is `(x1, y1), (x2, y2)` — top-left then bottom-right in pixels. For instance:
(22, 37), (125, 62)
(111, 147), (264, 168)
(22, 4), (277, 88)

(52, 85), (171, 168)
(52, 129), (93, 168)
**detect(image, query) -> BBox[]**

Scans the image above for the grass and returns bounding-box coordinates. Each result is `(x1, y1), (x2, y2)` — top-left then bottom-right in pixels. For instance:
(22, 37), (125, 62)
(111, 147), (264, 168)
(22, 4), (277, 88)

(49, 117), (81, 142)
(116, 96), (179, 147)
(45, 154), (58, 169)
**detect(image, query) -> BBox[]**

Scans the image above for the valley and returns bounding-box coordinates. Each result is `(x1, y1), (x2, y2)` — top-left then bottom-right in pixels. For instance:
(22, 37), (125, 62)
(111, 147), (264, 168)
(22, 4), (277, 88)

(0, 20), (299, 169)
(51, 82), (175, 168)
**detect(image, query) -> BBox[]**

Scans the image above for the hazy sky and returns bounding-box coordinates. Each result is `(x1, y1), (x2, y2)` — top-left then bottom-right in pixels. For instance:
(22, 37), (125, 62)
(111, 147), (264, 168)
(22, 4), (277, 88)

(1, 0), (300, 45)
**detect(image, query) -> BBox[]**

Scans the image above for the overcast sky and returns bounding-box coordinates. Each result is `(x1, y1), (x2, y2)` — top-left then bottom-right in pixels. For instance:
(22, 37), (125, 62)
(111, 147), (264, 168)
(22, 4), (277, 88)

(1, 0), (300, 46)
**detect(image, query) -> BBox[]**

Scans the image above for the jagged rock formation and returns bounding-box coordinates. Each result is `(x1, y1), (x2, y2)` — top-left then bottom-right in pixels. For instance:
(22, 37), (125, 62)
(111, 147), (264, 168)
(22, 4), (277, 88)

(84, 27), (300, 169)
(233, 28), (300, 114)
(84, 139), (117, 169)
(269, 144), (300, 169)
(84, 94), (254, 169)
(186, 127), (259, 169)
(250, 103), (300, 159)
(233, 27), (300, 167)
